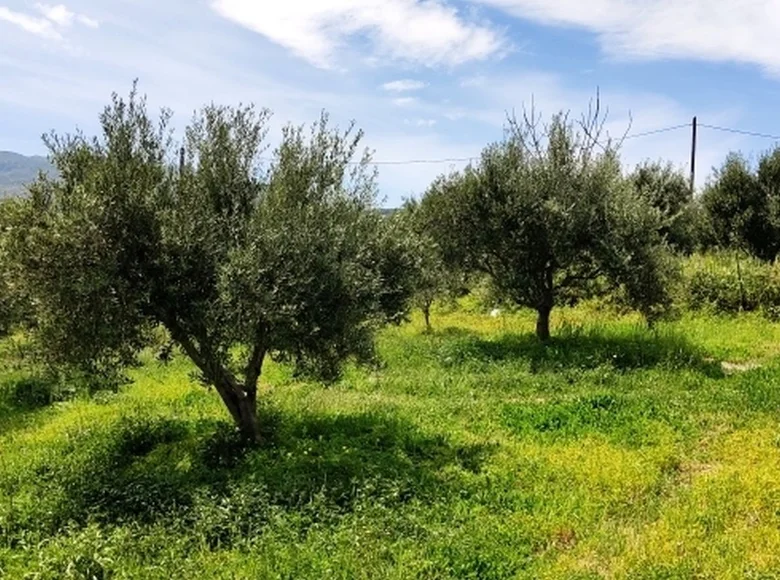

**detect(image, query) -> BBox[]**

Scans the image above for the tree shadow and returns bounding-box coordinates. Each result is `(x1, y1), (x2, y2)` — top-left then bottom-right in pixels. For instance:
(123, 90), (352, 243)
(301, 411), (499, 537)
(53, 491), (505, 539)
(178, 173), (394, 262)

(6, 408), (494, 546)
(0, 374), (63, 435)
(433, 326), (723, 377)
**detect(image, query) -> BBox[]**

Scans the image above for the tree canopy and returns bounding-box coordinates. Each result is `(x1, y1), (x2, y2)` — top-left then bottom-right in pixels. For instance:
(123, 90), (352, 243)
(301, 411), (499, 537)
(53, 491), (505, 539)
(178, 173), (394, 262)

(419, 105), (674, 340)
(392, 199), (464, 331)
(702, 149), (780, 261)
(10, 85), (413, 441)
(629, 160), (702, 254)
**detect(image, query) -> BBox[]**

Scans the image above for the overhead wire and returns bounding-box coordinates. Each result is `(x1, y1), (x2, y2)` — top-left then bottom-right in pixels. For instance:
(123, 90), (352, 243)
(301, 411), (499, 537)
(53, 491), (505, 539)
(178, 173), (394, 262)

(255, 121), (780, 167)
(361, 122), (695, 165)
(699, 123), (780, 141)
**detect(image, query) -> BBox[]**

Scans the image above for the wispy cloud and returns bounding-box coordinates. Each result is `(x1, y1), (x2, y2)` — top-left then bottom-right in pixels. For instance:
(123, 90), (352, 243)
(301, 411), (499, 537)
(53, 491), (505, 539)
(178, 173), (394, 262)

(77, 14), (98, 28)
(0, 6), (60, 39)
(404, 118), (437, 127)
(35, 3), (74, 26)
(459, 75), (487, 88)
(473, 0), (780, 74)
(0, 3), (98, 40)
(382, 79), (427, 92)
(392, 97), (418, 107)
(211, 0), (505, 69)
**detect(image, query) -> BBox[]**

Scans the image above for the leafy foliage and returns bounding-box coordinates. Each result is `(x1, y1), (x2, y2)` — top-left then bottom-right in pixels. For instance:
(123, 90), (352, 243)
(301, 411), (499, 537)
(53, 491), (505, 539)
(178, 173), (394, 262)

(419, 104), (675, 339)
(0, 199), (33, 337)
(702, 150), (780, 261)
(393, 199), (464, 330)
(679, 250), (780, 318)
(8, 84), (413, 440)
(629, 160), (702, 254)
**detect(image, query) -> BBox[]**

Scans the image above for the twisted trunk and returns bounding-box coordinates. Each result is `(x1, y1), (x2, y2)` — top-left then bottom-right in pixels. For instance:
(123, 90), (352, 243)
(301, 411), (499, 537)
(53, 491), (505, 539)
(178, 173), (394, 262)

(164, 316), (265, 443)
(215, 384), (260, 442)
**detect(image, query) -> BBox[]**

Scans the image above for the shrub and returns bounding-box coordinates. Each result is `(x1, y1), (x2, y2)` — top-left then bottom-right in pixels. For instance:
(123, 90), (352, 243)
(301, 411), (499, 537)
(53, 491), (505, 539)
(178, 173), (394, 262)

(679, 251), (780, 317)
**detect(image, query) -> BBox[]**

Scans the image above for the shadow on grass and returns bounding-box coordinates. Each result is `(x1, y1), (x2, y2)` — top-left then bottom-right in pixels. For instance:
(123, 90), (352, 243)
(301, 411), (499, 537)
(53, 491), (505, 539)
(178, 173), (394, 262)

(433, 326), (723, 377)
(5, 408), (494, 546)
(0, 374), (64, 435)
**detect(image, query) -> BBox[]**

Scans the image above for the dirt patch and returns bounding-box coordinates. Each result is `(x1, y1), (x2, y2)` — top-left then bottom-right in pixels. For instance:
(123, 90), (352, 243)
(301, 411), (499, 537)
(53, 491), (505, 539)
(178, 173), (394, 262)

(721, 361), (762, 374)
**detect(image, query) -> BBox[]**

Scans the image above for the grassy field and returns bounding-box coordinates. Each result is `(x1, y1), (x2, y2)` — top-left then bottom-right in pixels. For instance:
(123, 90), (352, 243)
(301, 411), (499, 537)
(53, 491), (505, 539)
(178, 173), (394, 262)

(4, 303), (780, 578)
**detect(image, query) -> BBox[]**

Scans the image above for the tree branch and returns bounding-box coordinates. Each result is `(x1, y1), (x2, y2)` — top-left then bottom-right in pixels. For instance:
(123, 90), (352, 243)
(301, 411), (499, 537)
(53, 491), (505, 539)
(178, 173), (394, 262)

(244, 325), (267, 394)
(558, 266), (602, 290)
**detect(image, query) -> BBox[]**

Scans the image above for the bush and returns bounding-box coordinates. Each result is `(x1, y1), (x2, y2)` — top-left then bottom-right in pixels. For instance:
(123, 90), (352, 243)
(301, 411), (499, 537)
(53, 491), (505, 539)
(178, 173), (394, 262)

(679, 251), (780, 317)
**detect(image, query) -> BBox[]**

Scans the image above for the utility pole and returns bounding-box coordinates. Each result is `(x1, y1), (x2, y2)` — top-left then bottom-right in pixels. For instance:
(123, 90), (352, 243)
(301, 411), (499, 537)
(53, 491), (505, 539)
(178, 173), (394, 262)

(689, 116), (698, 196)
(179, 146), (185, 178)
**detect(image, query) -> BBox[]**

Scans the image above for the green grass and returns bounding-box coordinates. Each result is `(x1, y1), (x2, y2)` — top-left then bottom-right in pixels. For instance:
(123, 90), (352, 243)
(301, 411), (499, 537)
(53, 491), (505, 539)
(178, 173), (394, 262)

(4, 305), (780, 578)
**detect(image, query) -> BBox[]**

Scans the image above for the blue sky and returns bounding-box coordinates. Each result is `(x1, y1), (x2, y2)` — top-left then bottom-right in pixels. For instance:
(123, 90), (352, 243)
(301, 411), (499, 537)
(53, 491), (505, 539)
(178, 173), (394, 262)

(1, 0), (780, 206)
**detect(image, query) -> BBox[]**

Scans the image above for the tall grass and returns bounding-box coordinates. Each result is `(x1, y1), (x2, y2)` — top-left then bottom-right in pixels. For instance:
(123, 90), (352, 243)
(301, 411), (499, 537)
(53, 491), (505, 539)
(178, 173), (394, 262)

(680, 250), (780, 318)
(3, 306), (780, 578)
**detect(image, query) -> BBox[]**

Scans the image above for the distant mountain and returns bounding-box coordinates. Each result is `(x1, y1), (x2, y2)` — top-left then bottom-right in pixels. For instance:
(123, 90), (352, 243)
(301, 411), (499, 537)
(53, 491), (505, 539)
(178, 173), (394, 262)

(0, 151), (55, 198)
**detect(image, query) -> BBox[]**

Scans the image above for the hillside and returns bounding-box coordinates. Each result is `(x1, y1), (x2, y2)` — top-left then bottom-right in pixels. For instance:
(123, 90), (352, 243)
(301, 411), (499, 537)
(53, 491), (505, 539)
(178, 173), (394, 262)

(0, 151), (55, 197)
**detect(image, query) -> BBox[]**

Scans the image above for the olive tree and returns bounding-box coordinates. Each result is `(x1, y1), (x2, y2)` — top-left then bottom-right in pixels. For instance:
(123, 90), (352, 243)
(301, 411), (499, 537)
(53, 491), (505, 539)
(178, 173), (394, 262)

(420, 104), (673, 341)
(0, 199), (31, 337)
(630, 160), (700, 254)
(702, 150), (780, 261)
(11, 86), (412, 441)
(393, 199), (462, 331)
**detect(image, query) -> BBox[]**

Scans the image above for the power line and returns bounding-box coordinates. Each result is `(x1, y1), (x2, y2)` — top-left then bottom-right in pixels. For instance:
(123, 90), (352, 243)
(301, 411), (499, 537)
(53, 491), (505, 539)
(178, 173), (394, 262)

(358, 122), (693, 166)
(258, 120), (780, 167)
(368, 157), (476, 166)
(622, 123), (691, 141)
(193, 121), (780, 169)
(699, 123), (780, 141)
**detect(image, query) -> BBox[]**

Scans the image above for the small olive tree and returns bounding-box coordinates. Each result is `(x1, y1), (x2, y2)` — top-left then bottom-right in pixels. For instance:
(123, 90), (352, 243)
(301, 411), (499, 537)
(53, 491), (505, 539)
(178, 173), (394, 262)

(393, 199), (462, 331)
(11, 85), (413, 441)
(420, 103), (674, 341)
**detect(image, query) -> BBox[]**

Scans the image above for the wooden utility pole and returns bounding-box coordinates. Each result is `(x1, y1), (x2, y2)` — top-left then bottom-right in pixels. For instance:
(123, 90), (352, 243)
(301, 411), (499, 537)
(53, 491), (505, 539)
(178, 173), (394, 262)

(689, 116), (698, 195)
(179, 146), (185, 178)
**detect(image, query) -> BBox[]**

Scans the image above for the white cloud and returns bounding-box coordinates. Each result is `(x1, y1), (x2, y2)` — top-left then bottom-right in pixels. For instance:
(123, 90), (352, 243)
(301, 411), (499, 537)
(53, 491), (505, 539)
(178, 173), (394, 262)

(36, 4), (74, 27)
(404, 118), (437, 127)
(422, 69), (746, 189)
(211, 0), (504, 69)
(77, 14), (99, 28)
(0, 3), (98, 39)
(473, 0), (780, 74)
(382, 79), (427, 92)
(459, 75), (487, 88)
(392, 96), (418, 107)
(0, 6), (60, 39)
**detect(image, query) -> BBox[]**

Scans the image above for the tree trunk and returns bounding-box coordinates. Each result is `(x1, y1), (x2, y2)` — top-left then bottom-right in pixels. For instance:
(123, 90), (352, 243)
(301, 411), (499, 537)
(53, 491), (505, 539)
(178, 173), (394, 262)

(536, 267), (555, 342)
(423, 303), (431, 332)
(235, 391), (260, 443)
(536, 304), (552, 342)
(214, 383), (261, 443)
(162, 317), (265, 444)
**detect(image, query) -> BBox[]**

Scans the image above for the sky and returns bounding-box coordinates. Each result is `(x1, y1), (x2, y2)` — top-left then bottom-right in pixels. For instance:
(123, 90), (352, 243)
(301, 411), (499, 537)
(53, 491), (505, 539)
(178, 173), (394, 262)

(2, 0), (780, 207)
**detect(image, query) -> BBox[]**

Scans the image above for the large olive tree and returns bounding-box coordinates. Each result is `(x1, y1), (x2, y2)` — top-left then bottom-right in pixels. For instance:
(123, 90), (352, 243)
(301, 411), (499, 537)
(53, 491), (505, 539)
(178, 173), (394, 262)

(420, 104), (673, 340)
(11, 85), (413, 441)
